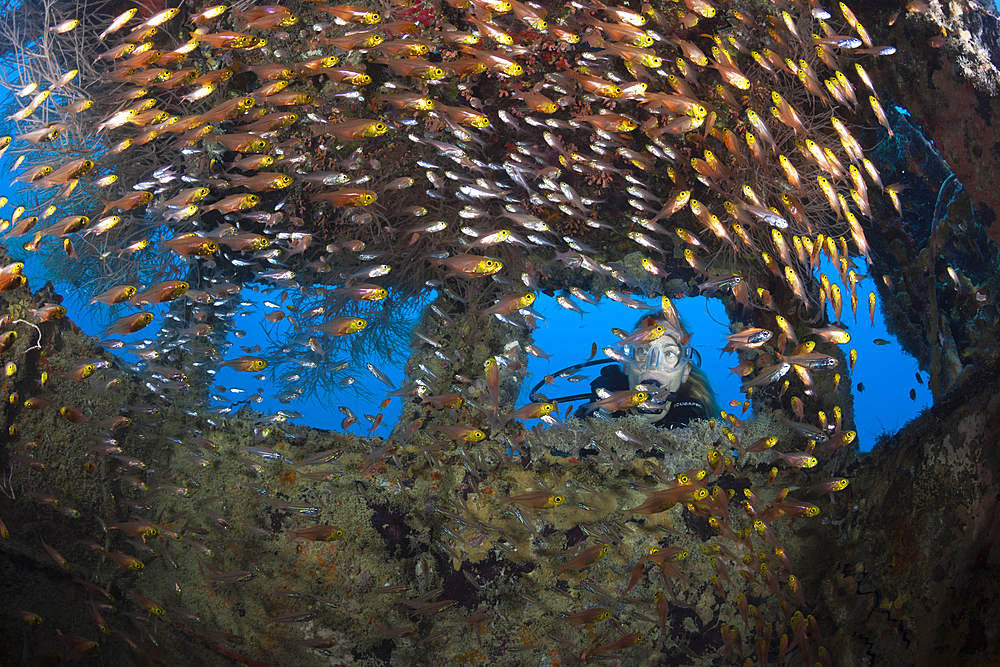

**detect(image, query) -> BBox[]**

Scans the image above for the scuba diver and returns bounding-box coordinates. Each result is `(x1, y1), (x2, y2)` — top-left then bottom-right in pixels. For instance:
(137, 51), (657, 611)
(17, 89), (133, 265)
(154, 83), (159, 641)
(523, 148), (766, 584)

(532, 313), (718, 429)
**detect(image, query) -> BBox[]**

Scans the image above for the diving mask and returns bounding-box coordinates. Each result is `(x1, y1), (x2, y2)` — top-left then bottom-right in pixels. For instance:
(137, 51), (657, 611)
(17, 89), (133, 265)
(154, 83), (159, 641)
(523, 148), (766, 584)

(623, 332), (692, 375)
(623, 333), (693, 415)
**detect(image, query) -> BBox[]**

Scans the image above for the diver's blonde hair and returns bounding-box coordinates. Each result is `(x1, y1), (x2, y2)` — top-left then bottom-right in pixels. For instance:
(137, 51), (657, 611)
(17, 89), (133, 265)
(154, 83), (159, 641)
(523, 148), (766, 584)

(633, 313), (719, 417)
(682, 364), (719, 418)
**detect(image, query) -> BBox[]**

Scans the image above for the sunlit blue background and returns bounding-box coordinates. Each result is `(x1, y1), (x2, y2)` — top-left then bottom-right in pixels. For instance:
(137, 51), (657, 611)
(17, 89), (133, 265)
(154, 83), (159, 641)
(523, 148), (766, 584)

(5, 229), (930, 452)
(525, 286), (931, 451)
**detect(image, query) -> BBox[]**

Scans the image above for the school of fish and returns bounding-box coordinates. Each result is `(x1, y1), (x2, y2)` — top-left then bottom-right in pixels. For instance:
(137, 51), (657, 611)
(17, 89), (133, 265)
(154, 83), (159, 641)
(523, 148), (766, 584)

(0, 0), (904, 662)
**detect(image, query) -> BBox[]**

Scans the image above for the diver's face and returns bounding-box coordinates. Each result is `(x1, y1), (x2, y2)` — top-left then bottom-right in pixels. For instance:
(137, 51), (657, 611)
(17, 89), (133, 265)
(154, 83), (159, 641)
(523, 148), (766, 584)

(627, 336), (691, 422)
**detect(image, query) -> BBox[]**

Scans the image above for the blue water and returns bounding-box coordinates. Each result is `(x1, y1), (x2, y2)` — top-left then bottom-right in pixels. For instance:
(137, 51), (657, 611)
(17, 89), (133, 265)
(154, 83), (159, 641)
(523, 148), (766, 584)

(8, 247), (928, 453)
(0, 179), (928, 452)
(526, 285), (930, 451)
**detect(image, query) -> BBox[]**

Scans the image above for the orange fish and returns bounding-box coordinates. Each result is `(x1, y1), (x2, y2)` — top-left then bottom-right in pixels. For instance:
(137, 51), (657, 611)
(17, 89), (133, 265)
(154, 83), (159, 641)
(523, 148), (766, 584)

(314, 5), (381, 24)
(30, 304), (67, 322)
(13, 165), (53, 183)
(555, 543), (611, 574)
(201, 193), (260, 214)
(329, 284), (388, 301)
(104, 312), (154, 336)
(127, 589), (165, 616)
(39, 215), (89, 238)
(244, 11), (298, 30)
(197, 96), (256, 123)
(314, 316), (367, 336)
(240, 111), (299, 132)
(230, 155), (275, 170)
(804, 326), (851, 344)
(189, 5), (230, 23)
(62, 362), (98, 381)
(514, 91), (557, 113)
(371, 57), (445, 80)
(0, 331), (16, 354)
(265, 91), (315, 105)
(458, 46), (523, 76)
(325, 32), (383, 49)
(40, 158), (94, 185)
(100, 191), (152, 215)
(226, 173), (292, 191)
(130, 280), (189, 305)
(558, 608), (610, 626)
(213, 232), (269, 252)
(0, 272), (25, 292)
(429, 424), (486, 441)
(373, 93), (435, 111)
(326, 119), (389, 140)
(376, 38), (432, 57)
(209, 133), (271, 153)
(60, 406), (90, 423)
(163, 234), (218, 256)
(418, 393), (464, 409)
(220, 356), (268, 372)
(310, 189), (377, 207)
(567, 70), (623, 98)
(4, 215), (38, 240)
(433, 254), (503, 276)
(286, 525), (345, 542)
(320, 68), (371, 85)
(436, 104), (489, 128)
(500, 490), (564, 509)
(481, 292), (535, 316)
(194, 32), (264, 50)
(160, 187), (210, 209)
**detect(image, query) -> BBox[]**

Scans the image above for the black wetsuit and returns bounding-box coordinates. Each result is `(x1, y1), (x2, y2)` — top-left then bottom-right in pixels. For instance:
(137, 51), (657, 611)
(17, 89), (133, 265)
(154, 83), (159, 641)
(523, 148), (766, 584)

(574, 365), (709, 429)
